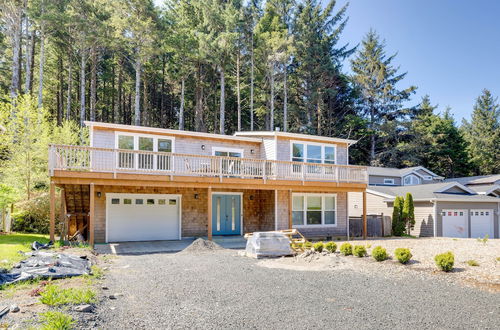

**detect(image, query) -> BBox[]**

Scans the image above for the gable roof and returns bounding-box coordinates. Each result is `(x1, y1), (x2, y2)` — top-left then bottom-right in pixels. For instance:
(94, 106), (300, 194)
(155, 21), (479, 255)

(445, 174), (500, 186)
(84, 121), (263, 143)
(368, 181), (499, 202)
(468, 184), (500, 196)
(367, 166), (442, 179)
(233, 131), (358, 145)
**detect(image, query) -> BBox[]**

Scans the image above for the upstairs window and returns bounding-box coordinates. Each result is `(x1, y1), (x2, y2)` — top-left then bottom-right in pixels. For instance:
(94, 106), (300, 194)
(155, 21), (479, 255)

(384, 178), (395, 185)
(291, 142), (336, 164)
(403, 174), (420, 186)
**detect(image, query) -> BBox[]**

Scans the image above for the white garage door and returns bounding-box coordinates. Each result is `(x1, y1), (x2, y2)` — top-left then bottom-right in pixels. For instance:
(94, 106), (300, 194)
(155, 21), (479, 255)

(470, 209), (494, 239)
(442, 209), (468, 238)
(106, 193), (181, 242)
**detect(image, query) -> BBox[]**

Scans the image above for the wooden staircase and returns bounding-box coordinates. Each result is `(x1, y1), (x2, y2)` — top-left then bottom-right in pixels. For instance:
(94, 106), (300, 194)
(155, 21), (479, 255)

(61, 184), (90, 240)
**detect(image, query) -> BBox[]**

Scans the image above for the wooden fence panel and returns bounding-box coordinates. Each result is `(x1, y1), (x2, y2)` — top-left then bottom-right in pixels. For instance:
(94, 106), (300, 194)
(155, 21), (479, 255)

(349, 214), (388, 237)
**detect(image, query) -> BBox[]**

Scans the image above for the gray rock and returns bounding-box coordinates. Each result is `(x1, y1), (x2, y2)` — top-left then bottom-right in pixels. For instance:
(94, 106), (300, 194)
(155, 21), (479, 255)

(74, 304), (93, 313)
(10, 304), (20, 313)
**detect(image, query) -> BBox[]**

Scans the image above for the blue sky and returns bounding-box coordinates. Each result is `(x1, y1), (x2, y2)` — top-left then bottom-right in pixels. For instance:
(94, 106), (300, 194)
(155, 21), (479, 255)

(154, 0), (499, 122)
(337, 0), (500, 122)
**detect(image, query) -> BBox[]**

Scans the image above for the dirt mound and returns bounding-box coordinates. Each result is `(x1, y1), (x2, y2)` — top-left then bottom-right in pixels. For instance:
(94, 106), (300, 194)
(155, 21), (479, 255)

(179, 238), (224, 254)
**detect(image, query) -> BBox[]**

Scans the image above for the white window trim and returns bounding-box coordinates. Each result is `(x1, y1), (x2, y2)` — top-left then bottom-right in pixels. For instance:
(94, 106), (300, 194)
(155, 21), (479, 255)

(114, 131), (176, 153)
(403, 174), (420, 186)
(423, 175), (433, 180)
(289, 140), (337, 164)
(292, 193), (337, 227)
(383, 178), (395, 185)
(211, 147), (244, 157)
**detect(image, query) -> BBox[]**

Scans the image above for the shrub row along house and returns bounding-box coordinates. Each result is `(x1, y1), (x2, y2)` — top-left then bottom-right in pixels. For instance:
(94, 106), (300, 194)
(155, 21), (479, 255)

(349, 167), (500, 239)
(48, 122), (368, 245)
(48, 122), (499, 245)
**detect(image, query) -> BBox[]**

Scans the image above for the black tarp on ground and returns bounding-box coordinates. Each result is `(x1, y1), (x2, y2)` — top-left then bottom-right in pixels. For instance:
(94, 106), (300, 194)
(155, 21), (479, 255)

(0, 251), (91, 286)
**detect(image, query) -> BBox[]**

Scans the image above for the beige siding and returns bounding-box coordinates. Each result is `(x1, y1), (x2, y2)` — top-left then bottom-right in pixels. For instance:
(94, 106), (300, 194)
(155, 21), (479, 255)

(411, 202), (434, 237)
(436, 201), (499, 238)
(276, 190), (290, 230)
(442, 186), (469, 193)
(92, 128), (115, 148)
(348, 192), (392, 218)
(261, 137), (276, 160)
(369, 175), (401, 186)
(174, 136), (261, 159)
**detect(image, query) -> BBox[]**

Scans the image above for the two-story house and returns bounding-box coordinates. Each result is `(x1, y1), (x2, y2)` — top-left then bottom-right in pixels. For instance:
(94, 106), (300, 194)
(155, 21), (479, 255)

(349, 166), (500, 239)
(48, 122), (369, 245)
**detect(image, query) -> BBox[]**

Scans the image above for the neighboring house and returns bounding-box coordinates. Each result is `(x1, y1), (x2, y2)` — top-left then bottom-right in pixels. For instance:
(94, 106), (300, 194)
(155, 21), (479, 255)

(350, 181), (499, 238)
(366, 166), (443, 186)
(445, 175), (500, 198)
(48, 121), (369, 245)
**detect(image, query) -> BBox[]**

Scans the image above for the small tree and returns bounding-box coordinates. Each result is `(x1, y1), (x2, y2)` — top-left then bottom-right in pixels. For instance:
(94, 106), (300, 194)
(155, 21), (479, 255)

(392, 196), (405, 236)
(402, 193), (415, 235)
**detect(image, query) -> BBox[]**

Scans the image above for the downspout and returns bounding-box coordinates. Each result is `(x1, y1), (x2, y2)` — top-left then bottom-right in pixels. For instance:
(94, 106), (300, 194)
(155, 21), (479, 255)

(346, 190), (350, 240)
(274, 190), (278, 231)
(432, 199), (437, 237)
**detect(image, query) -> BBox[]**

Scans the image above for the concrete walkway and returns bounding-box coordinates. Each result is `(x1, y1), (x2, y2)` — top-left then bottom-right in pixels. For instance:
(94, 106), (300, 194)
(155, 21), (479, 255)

(95, 236), (247, 255)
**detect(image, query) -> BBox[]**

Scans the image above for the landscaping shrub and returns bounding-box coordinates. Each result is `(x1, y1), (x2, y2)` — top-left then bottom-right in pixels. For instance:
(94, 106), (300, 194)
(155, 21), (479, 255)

(371, 246), (388, 261)
(339, 243), (352, 256)
(304, 241), (313, 249)
(353, 245), (367, 257)
(313, 242), (324, 252)
(12, 192), (61, 234)
(325, 242), (337, 253)
(434, 251), (454, 272)
(466, 260), (479, 267)
(394, 248), (412, 264)
(40, 311), (75, 330)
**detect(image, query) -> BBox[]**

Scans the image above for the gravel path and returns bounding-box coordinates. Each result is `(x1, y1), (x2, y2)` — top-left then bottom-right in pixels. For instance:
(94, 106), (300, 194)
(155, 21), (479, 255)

(95, 249), (500, 329)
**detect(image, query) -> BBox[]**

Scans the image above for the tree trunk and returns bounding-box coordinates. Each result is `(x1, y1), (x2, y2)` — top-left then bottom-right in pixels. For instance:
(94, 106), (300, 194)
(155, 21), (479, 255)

(10, 6), (22, 99)
(118, 57), (123, 124)
(370, 105), (375, 163)
(79, 51), (87, 126)
(37, 29), (45, 108)
(283, 65), (288, 132)
(179, 78), (185, 130)
(134, 58), (142, 126)
(194, 63), (205, 132)
(111, 63), (116, 122)
(316, 94), (321, 135)
(90, 46), (97, 122)
(143, 73), (149, 126)
(57, 56), (63, 125)
(250, 36), (254, 131)
(236, 52), (241, 131)
(269, 64), (275, 131)
(24, 28), (35, 94)
(219, 65), (225, 134)
(66, 58), (72, 120)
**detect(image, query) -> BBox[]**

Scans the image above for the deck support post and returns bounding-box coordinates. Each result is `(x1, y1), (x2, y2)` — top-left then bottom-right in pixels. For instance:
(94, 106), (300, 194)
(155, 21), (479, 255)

(207, 186), (212, 240)
(288, 189), (292, 229)
(89, 183), (95, 247)
(49, 182), (56, 241)
(362, 190), (367, 239)
(60, 188), (66, 240)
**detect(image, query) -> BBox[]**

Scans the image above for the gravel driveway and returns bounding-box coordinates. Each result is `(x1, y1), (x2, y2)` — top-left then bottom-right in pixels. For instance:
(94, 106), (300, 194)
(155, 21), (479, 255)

(95, 249), (499, 329)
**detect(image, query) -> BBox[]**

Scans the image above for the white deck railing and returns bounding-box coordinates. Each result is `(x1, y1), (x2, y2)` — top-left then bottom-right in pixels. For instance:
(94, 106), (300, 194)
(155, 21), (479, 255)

(49, 144), (368, 184)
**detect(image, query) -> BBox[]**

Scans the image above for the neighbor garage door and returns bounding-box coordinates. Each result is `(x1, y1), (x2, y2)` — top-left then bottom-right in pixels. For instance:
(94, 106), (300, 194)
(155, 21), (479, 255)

(442, 209), (468, 238)
(106, 193), (181, 242)
(470, 209), (494, 239)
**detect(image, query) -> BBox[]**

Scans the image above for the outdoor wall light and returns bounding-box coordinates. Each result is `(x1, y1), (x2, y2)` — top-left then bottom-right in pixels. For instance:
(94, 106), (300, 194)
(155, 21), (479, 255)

(201, 145), (205, 150)
(249, 195), (254, 200)
(250, 149), (254, 154)
(194, 194), (199, 199)
(96, 192), (101, 198)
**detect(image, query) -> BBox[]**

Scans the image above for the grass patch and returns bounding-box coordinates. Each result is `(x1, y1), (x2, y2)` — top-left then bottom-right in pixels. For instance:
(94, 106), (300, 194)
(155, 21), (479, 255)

(40, 311), (75, 330)
(466, 260), (479, 267)
(39, 284), (96, 306)
(0, 233), (50, 269)
(0, 278), (42, 295)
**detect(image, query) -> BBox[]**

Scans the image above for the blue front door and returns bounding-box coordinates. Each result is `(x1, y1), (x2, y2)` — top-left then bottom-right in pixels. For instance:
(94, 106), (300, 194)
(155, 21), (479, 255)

(212, 194), (241, 235)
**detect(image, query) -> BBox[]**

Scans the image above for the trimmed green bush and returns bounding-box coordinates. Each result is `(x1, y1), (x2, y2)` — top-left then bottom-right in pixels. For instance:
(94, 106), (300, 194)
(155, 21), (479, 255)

(313, 242), (324, 252)
(353, 245), (367, 257)
(372, 246), (388, 261)
(434, 251), (454, 272)
(339, 243), (352, 256)
(325, 242), (337, 253)
(466, 260), (479, 267)
(304, 241), (313, 249)
(394, 248), (412, 264)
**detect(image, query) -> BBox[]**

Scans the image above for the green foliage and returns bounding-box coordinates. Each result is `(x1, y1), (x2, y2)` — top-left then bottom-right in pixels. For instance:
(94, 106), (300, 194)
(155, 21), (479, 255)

(313, 241), (324, 252)
(12, 192), (60, 234)
(466, 260), (479, 267)
(39, 285), (97, 306)
(462, 89), (500, 175)
(304, 241), (313, 249)
(0, 233), (50, 269)
(476, 235), (489, 245)
(394, 248), (412, 264)
(371, 246), (388, 262)
(0, 184), (17, 209)
(339, 243), (352, 256)
(353, 245), (367, 257)
(402, 193), (415, 234)
(392, 196), (405, 236)
(434, 251), (454, 272)
(325, 241), (337, 253)
(40, 311), (75, 330)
